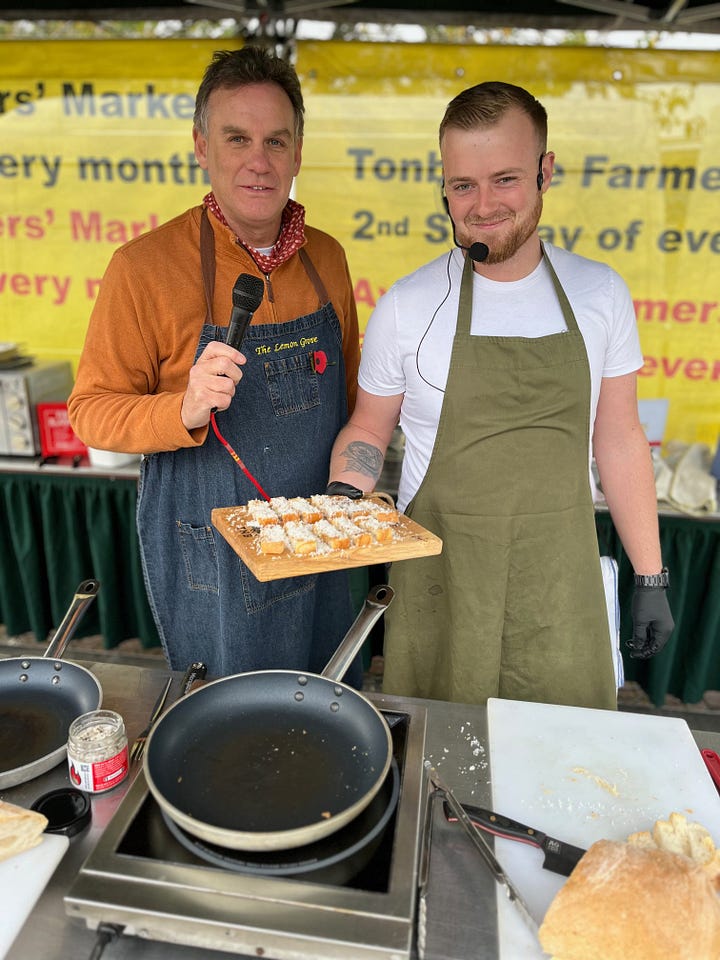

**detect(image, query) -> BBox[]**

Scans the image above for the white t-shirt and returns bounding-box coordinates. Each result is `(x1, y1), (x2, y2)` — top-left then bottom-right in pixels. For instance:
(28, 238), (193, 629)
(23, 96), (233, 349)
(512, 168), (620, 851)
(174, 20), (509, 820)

(358, 242), (643, 511)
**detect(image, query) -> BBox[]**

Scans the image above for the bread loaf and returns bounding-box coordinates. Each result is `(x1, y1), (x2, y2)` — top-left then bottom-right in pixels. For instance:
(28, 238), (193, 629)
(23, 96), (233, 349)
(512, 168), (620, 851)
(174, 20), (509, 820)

(0, 801), (48, 863)
(539, 838), (720, 960)
(628, 811), (720, 887)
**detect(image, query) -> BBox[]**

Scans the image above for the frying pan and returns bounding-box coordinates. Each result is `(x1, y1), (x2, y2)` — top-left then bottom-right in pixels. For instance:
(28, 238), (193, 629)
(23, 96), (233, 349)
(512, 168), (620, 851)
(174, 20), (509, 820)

(158, 758), (400, 885)
(0, 579), (102, 789)
(144, 584), (394, 852)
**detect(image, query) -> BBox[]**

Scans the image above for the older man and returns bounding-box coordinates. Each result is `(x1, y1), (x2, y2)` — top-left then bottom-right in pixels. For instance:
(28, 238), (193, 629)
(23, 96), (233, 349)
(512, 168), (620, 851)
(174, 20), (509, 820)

(70, 47), (361, 682)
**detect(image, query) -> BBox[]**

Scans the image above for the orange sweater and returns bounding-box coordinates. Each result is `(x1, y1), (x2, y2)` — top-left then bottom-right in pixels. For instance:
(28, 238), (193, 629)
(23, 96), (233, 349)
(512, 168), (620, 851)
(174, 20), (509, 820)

(68, 205), (359, 454)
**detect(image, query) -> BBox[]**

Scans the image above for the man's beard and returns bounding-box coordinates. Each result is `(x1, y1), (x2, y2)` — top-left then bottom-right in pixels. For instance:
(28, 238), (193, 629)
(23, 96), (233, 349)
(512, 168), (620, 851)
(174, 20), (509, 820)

(461, 192), (543, 266)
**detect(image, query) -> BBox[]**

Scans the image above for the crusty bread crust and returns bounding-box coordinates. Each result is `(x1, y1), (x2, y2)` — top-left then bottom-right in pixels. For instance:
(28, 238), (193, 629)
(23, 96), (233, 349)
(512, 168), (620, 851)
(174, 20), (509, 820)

(539, 838), (720, 960)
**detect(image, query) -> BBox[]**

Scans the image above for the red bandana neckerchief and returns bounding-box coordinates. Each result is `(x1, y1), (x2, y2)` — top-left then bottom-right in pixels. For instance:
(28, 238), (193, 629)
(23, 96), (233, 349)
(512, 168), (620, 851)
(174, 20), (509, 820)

(203, 192), (306, 273)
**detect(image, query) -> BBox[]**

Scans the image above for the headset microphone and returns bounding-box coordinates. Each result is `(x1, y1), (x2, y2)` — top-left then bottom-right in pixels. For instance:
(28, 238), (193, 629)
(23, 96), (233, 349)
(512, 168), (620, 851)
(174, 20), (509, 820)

(467, 242), (489, 263)
(441, 192), (490, 264)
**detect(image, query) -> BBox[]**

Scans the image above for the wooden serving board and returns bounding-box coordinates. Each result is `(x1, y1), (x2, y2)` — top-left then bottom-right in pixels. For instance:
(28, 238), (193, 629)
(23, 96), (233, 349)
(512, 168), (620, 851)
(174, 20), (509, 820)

(212, 501), (443, 582)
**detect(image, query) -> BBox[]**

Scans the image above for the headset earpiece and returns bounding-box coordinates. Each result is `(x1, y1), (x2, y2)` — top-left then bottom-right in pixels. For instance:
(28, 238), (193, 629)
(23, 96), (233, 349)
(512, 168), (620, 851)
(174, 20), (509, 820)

(537, 152), (545, 191)
(441, 191), (450, 216)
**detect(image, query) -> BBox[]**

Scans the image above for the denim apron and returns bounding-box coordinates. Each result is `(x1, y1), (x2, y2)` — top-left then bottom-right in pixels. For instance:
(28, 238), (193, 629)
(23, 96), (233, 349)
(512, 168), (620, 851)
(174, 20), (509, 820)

(137, 210), (359, 683)
(382, 249), (616, 709)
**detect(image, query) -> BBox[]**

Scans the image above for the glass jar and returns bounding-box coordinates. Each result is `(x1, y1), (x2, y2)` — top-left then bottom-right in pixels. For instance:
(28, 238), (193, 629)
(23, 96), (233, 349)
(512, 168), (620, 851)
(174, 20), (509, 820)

(67, 709), (129, 794)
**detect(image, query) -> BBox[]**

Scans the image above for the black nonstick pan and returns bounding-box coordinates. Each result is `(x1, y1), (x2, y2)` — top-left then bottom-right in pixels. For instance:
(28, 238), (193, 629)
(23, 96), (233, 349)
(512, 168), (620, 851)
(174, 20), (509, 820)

(157, 758), (400, 885)
(0, 579), (102, 789)
(144, 584), (394, 852)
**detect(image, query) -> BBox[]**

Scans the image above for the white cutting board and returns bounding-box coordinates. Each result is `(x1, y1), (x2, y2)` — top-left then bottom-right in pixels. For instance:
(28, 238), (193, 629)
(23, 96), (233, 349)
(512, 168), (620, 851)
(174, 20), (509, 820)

(0, 833), (69, 959)
(487, 697), (720, 960)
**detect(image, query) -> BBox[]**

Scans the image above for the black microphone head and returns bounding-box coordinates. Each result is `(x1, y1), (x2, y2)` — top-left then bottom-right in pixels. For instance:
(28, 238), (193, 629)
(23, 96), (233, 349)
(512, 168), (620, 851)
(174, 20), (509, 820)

(468, 242), (490, 263)
(232, 273), (264, 312)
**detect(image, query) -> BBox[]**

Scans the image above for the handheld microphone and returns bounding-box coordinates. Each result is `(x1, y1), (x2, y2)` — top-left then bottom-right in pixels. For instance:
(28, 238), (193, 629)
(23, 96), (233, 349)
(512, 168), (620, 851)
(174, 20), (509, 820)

(226, 273), (264, 351)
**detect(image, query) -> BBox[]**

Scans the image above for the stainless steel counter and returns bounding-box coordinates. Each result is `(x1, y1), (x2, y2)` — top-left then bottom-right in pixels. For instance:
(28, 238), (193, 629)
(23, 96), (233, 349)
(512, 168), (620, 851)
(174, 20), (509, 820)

(1, 659), (718, 960)
(0, 455), (140, 480)
(0, 661), (501, 960)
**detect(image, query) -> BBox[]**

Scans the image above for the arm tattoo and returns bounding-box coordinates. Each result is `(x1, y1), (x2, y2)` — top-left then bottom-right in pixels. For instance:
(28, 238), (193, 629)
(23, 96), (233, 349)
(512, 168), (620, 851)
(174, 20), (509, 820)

(340, 441), (384, 484)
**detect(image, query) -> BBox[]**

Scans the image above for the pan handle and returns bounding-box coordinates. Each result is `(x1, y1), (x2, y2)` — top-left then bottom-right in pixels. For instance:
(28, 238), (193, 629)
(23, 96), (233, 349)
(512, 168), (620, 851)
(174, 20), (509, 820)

(321, 583), (394, 683)
(43, 579), (101, 660)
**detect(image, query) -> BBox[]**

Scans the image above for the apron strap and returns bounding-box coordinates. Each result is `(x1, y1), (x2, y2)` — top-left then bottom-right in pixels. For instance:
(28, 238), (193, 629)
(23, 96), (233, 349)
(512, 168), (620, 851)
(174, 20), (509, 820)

(200, 209), (330, 320)
(200, 207), (216, 325)
(299, 247), (331, 306)
(457, 243), (580, 337)
(540, 241), (580, 333)
(457, 252), (474, 336)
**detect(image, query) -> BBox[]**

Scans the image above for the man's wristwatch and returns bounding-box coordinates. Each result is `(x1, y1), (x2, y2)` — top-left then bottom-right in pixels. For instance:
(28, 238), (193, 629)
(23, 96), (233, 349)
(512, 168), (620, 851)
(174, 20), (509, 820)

(633, 567), (669, 588)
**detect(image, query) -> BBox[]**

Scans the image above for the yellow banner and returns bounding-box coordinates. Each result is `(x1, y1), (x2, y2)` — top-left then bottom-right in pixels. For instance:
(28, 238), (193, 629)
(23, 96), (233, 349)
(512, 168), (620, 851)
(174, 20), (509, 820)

(1, 39), (718, 447)
(297, 42), (720, 448)
(1, 39), (234, 358)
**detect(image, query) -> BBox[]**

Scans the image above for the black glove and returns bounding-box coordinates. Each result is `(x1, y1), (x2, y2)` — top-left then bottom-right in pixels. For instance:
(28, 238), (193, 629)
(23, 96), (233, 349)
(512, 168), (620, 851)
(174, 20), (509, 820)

(627, 586), (674, 659)
(325, 481), (364, 500)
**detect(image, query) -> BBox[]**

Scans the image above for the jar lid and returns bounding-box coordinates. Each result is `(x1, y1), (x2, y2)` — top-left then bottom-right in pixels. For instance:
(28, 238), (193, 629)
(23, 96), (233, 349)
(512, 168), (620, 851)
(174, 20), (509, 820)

(68, 709), (125, 738)
(30, 788), (91, 838)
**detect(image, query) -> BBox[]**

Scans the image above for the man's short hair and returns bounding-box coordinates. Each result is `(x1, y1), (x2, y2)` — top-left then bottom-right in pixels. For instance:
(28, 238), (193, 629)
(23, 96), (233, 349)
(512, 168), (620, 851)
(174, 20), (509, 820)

(439, 81), (547, 150)
(193, 46), (305, 140)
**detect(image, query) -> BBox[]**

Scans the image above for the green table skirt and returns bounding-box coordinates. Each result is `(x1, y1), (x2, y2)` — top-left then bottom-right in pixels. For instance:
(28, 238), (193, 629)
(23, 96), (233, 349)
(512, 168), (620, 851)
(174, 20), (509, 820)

(0, 469), (374, 658)
(595, 510), (720, 707)
(7, 468), (713, 702)
(0, 470), (159, 649)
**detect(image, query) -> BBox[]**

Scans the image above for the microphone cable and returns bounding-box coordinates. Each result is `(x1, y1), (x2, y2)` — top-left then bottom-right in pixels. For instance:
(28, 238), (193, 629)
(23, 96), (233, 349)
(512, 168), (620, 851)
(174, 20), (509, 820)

(415, 250), (455, 394)
(209, 271), (271, 500)
(210, 411), (271, 501)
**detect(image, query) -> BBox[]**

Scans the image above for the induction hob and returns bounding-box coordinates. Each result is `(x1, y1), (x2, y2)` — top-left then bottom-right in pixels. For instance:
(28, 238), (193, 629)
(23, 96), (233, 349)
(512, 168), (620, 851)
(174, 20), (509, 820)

(65, 695), (429, 960)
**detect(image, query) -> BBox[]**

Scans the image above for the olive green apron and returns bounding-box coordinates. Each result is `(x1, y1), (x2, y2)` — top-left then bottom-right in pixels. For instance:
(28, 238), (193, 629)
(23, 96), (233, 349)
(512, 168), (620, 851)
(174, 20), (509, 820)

(382, 249), (616, 709)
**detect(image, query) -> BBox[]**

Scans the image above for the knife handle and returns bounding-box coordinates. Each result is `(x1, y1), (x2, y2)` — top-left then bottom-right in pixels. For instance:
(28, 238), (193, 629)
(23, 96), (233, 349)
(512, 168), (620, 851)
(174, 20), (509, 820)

(443, 801), (547, 850)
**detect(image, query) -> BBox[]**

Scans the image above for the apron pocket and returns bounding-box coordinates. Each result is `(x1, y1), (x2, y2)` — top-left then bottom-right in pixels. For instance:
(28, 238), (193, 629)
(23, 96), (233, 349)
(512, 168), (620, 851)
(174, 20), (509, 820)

(175, 520), (220, 593)
(263, 353), (320, 417)
(239, 563), (317, 614)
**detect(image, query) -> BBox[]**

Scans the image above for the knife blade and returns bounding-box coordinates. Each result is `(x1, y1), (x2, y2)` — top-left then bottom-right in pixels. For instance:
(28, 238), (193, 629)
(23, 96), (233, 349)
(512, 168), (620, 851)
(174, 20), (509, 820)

(443, 801), (586, 877)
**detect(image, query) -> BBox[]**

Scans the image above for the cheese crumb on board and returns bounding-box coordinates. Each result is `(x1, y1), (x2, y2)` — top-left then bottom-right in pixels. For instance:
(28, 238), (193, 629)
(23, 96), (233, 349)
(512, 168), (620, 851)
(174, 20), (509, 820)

(571, 766), (620, 797)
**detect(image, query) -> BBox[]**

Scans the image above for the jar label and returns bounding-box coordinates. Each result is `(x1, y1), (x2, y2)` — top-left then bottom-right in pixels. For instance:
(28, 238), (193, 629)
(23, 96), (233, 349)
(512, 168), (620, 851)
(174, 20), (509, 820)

(68, 745), (129, 793)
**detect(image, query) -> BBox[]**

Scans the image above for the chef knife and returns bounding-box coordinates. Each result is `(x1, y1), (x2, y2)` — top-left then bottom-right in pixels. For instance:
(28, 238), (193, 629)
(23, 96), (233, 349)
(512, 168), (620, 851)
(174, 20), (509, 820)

(443, 801), (586, 877)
